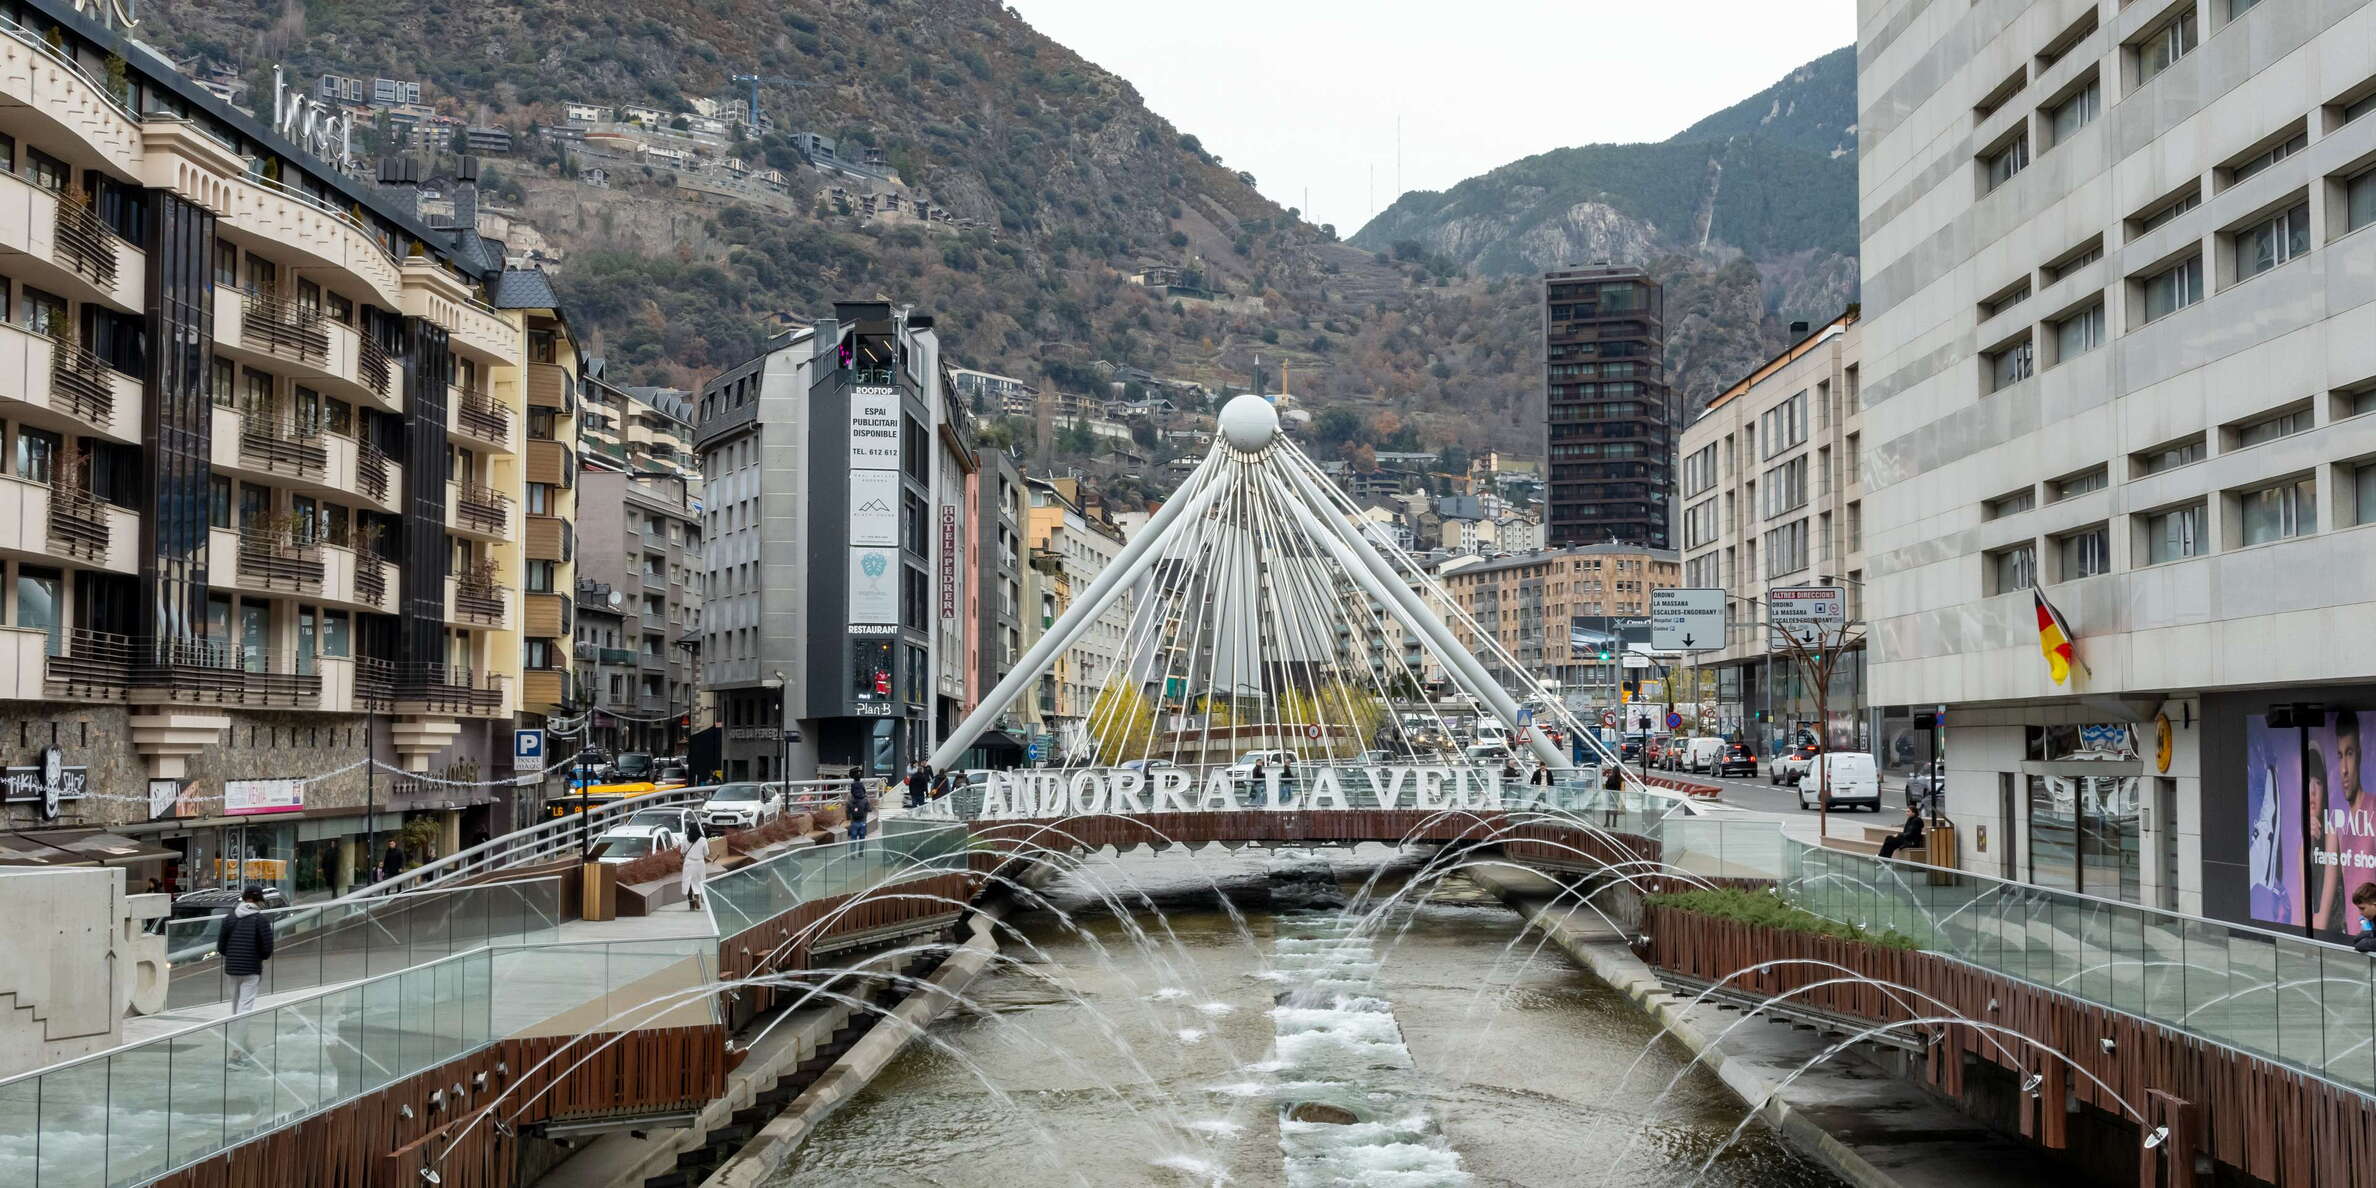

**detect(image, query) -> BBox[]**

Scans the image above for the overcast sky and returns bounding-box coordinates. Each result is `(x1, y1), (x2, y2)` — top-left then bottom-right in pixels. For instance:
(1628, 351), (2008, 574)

(1009, 1), (1854, 235)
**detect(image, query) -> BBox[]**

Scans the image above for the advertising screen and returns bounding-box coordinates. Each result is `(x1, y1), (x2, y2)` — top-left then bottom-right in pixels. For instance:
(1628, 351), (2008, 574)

(2244, 708), (2376, 940)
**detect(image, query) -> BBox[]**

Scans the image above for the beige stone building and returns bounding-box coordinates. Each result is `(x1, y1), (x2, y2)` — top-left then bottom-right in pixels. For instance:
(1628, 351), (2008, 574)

(1438, 544), (1681, 710)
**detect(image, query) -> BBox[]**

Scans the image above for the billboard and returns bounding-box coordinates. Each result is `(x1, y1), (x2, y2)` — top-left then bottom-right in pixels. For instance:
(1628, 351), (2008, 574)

(849, 387), (902, 469)
(847, 547), (898, 625)
(849, 469), (899, 546)
(2244, 708), (2376, 939)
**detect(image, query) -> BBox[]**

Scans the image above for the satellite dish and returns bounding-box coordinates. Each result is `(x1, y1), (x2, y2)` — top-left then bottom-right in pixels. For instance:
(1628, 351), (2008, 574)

(608, 590), (623, 609)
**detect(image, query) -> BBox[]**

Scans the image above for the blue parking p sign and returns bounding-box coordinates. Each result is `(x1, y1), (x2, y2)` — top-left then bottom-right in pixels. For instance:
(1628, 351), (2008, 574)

(514, 729), (545, 763)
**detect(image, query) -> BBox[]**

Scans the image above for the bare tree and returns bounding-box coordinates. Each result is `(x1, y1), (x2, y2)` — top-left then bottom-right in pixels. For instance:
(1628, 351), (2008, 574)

(1772, 620), (1866, 841)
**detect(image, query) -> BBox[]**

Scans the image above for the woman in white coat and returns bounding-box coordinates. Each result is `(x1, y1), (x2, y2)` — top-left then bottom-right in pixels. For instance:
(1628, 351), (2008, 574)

(680, 830), (710, 910)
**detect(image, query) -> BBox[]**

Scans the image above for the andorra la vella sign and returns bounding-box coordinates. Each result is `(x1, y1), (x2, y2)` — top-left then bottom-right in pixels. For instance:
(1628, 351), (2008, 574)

(966, 764), (1568, 821)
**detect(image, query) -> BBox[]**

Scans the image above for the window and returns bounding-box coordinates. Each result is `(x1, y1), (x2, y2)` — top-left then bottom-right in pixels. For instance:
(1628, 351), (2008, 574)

(525, 482), (553, 515)
(1987, 338), (2034, 390)
(2233, 405), (2312, 447)
(2056, 526), (2111, 578)
(1757, 394), (1807, 458)
(528, 329), (556, 364)
(2236, 203), (2310, 279)
(2052, 303), (2105, 362)
(2357, 462), (2376, 526)
(2050, 467), (2108, 502)
(1983, 136), (2030, 192)
(1681, 445), (1717, 497)
(1990, 543), (2038, 594)
(2238, 476), (2317, 544)
(2133, 436), (2205, 475)
(1986, 488), (2036, 520)
(2343, 166), (2376, 235)
(23, 148), (64, 192)
(1683, 498), (1720, 549)
(525, 560), (556, 592)
(1764, 519), (1809, 579)
(209, 475), (230, 528)
(19, 287), (64, 338)
(2145, 504), (2206, 563)
(2346, 90), (2376, 127)
(2227, 0), (2261, 16)
(323, 612), (350, 658)
(1979, 279), (2031, 319)
(1974, 67), (2028, 120)
(2229, 132), (2306, 186)
(2141, 255), (2203, 322)
(2047, 79), (2101, 145)
(2140, 198), (2204, 246)
(1762, 456), (1808, 518)
(2136, 8), (2197, 85)
(2044, 237), (2105, 282)
(16, 567), (59, 656)
(15, 427), (59, 484)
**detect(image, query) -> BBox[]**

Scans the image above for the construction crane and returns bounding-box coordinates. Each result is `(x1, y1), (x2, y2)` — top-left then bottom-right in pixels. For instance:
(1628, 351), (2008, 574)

(729, 74), (826, 129)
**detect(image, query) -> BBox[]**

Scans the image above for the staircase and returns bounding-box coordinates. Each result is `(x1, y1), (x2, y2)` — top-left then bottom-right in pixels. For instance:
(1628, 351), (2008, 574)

(641, 946), (950, 1188)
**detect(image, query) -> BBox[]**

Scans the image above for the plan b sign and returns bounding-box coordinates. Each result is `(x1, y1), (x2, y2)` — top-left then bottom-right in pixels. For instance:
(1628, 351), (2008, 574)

(1650, 588), (1724, 651)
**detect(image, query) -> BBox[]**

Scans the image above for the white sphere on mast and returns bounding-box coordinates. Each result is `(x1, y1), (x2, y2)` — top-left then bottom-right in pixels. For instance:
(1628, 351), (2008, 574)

(1218, 394), (1281, 453)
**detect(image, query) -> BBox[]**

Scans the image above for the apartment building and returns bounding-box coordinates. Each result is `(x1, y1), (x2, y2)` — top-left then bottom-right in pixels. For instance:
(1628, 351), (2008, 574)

(1544, 265), (1671, 549)
(1022, 477), (1129, 761)
(581, 360), (697, 482)
(1438, 544), (1682, 710)
(1677, 313), (1868, 753)
(0, 0), (578, 895)
(1858, 0), (2376, 922)
(575, 470), (700, 756)
(696, 301), (947, 780)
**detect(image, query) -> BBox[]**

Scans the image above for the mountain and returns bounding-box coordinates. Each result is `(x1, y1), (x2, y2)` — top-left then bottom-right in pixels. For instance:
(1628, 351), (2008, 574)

(1350, 46), (1859, 412)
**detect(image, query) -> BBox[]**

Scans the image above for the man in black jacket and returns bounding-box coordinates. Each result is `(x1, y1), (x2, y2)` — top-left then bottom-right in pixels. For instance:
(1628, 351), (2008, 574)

(847, 774), (873, 841)
(1878, 803), (1927, 861)
(216, 886), (275, 1017)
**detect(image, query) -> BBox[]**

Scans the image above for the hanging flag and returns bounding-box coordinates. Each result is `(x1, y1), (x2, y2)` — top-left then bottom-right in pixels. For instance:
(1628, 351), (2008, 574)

(2033, 588), (2081, 685)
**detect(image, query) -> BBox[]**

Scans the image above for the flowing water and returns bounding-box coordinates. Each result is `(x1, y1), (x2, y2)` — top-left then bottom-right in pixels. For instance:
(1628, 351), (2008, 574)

(777, 844), (1843, 1187)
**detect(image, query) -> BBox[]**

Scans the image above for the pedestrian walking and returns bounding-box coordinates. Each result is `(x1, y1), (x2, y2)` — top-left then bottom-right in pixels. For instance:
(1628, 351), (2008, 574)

(679, 831), (710, 911)
(907, 762), (932, 809)
(847, 774), (873, 841)
(932, 768), (956, 800)
(1500, 758), (1521, 783)
(378, 840), (404, 885)
(216, 886), (275, 1015)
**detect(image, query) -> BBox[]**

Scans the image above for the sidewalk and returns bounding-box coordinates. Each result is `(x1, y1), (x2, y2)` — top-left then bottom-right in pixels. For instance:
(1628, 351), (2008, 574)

(1469, 864), (2072, 1188)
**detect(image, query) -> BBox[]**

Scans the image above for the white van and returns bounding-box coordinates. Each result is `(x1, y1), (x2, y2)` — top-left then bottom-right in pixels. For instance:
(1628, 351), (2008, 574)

(1681, 737), (1726, 774)
(1796, 752), (1880, 811)
(1473, 720), (1508, 747)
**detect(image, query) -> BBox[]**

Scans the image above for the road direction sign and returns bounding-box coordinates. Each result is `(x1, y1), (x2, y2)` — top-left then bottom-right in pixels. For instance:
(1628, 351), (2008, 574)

(1650, 588), (1725, 651)
(1622, 652), (1651, 670)
(1600, 710), (1618, 728)
(1665, 711), (1684, 730)
(1769, 586), (1845, 627)
(1027, 741), (1045, 762)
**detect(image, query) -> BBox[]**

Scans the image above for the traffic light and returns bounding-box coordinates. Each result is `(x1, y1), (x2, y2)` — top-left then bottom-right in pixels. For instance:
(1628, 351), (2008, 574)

(1596, 646), (1612, 662)
(1753, 709), (1770, 723)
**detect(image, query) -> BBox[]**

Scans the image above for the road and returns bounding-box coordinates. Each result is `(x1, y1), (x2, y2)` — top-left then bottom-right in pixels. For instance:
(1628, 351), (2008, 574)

(1640, 765), (1920, 818)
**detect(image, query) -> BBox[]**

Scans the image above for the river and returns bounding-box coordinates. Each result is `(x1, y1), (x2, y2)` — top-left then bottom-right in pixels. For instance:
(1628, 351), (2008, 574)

(778, 844), (1842, 1187)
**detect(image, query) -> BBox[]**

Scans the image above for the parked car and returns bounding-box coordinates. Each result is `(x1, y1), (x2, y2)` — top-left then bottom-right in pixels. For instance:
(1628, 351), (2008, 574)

(1464, 742), (1512, 764)
(620, 806), (703, 849)
(1770, 743), (1822, 785)
(1904, 768), (1945, 813)
(1715, 742), (1760, 779)
(652, 762), (691, 787)
(700, 782), (782, 832)
(1797, 752), (1881, 811)
(589, 827), (672, 864)
(1677, 736), (1726, 774)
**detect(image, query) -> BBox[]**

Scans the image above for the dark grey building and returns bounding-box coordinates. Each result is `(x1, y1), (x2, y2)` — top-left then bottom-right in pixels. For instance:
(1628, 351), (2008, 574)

(696, 301), (943, 780)
(1544, 264), (1671, 549)
(575, 471), (701, 756)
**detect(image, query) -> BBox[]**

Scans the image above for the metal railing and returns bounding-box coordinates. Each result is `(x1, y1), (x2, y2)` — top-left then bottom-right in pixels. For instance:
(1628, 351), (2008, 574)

(345, 786), (714, 899)
(453, 386), (509, 443)
(44, 482), (107, 560)
(357, 335), (391, 399)
(52, 194), (118, 289)
(355, 441), (391, 504)
(238, 292), (330, 365)
(236, 412), (328, 479)
(46, 336), (114, 426)
(454, 483), (511, 535)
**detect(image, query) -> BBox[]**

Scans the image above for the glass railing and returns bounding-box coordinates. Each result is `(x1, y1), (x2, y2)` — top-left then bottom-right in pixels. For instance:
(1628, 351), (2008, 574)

(490, 936), (721, 1038)
(0, 947), (493, 1188)
(1770, 838), (2376, 1093)
(159, 878), (564, 1013)
(706, 818), (972, 937)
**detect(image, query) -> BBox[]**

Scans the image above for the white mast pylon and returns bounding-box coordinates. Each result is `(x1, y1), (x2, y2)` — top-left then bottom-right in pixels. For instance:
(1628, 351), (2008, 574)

(931, 395), (1573, 772)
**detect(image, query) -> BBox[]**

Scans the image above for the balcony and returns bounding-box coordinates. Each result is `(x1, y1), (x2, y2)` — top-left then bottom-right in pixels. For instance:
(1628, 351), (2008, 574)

(596, 647), (636, 666)
(526, 362), (572, 412)
(0, 324), (140, 442)
(354, 656), (398, 712)
(354, 441), (396, 509)
(45, 483), (107, 562)
(520, 667), (566, 709)
(522, 592), (570, 637)
(397, 662), (505, 717)
(237, 412), (328, 481)
(524, 515), (570, 563)
(236, 292), (330, 367)
(41, 634), (317, 708)
(359, 336), (395, 404)
(0, 171), (144, 312)
(52, 194), (117, 293)
(450, 386), (511, 449)
(525, 439), (573, 486)
(448, 481), (512, 539)
(234, 525), (325, 594)
(400, 260), (518, 364)
(351, 548), (393, 611)
(448, 563), (507, 627)
(44, 628), (132, 702)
